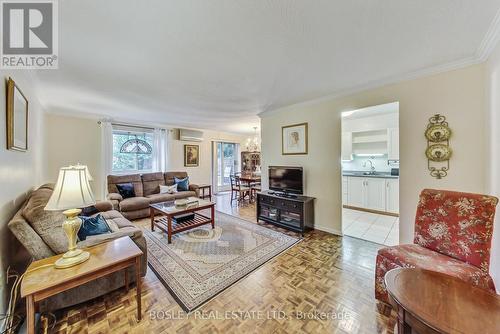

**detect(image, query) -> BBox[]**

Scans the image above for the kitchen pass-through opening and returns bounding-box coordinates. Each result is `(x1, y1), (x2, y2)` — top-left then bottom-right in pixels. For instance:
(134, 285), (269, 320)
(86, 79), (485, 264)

(341, 102), (400, 246)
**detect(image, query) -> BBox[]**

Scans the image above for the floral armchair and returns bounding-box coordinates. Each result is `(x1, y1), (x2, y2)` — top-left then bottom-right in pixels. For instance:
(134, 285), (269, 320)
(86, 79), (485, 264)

(375, 189), (498, 304)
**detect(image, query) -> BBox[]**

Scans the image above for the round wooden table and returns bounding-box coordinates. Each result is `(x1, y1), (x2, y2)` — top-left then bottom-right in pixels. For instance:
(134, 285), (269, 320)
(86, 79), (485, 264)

(385, 268), (500, 334)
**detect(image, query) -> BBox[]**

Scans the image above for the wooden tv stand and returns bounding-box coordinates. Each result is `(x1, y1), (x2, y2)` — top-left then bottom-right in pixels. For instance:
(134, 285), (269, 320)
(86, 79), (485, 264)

(256, 190), (315, 236)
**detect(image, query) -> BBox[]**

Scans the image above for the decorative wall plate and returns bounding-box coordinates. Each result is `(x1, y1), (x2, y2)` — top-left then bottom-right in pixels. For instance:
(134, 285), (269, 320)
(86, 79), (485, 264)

(425, 124), (451, 142)
(426, 144), (452, 162)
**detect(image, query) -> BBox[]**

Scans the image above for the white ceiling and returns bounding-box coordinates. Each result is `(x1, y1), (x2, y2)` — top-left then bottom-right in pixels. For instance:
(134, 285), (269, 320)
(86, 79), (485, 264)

(33, 0), (500, 134)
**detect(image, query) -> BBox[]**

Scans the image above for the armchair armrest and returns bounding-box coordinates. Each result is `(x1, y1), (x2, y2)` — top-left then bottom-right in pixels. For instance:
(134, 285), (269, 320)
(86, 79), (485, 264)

(107, 193), (123, 210)
(189, 184), (200, 197)
(107, 192), (123, 201)
(94, 200), (113, 212)
(77, 227), (143, 249)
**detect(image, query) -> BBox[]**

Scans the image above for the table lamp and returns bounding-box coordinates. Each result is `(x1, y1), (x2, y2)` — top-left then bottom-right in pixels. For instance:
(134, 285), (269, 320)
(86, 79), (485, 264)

(45, 165), (96, 269)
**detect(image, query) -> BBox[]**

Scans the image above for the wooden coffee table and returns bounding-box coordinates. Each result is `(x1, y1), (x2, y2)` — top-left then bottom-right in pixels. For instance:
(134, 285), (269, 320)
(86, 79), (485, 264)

(385, 268), (500, 334)
(21, 237), (143, 334)
(150, 198), (215, 243)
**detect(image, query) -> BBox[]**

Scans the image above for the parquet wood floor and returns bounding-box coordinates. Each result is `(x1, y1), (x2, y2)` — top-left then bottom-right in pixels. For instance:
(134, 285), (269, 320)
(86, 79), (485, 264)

(49, 193), (396, 333)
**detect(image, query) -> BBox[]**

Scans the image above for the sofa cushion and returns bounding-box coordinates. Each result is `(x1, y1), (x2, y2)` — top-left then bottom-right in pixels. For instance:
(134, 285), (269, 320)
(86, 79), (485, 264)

(165, 171), (188, 186)
(119, 197), (150, 212)
(21, 184), (69, 254)
(173, 191), (197, 199)
(377, 244), (495, 294)
(108, 174), (144, 197)
(147, 193), (176, 204)
(142, 172), (166, 196)
(116, 183), (136, 199)
(99, 210), (134, 229)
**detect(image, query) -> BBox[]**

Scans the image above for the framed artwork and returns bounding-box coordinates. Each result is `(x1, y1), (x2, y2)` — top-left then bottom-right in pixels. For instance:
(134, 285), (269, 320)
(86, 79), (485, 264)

(6, 77), (28, 152)
(282, 122), (308, 155)
(184, 144), (199, 167)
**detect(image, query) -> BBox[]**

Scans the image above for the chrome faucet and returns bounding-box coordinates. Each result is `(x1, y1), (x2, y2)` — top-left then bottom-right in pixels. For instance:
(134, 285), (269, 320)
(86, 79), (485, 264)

(363, 159), (375, 172)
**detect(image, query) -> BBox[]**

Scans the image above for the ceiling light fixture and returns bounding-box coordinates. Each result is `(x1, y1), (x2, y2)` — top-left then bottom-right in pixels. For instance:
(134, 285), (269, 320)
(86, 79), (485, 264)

(245, 127), (259, 152)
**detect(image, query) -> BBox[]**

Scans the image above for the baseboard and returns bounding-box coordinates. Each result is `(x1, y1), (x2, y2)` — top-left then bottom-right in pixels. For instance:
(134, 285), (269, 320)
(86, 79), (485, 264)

(314, 224), (342, 236)
(343, 205), (399, 217)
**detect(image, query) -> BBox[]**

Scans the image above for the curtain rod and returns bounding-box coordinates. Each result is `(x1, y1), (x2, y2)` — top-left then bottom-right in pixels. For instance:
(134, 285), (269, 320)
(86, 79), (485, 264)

(97, 120), (159, 131)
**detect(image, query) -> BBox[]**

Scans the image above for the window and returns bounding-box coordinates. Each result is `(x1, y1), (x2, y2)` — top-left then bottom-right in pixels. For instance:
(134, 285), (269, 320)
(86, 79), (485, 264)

(112, 129), (154, 173)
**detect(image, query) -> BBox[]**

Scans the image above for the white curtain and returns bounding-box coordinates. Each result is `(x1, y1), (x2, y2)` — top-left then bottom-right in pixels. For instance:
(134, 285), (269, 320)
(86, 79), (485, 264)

(100, 120), (113, 200)
(152, 128), (168, 172)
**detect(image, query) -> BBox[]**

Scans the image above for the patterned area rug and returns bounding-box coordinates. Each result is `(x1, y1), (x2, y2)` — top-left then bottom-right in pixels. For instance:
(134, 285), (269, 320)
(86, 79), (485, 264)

(144, 212), (299, 312)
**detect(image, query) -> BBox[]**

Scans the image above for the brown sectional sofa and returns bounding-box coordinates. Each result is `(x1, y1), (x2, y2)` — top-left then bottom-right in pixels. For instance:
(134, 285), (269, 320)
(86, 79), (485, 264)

(8, 184), (147, 311)
(107, 171), (199, 220)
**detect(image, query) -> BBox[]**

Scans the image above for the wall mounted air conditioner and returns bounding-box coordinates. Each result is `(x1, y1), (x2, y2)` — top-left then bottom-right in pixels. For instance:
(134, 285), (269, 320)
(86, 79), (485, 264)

(178, 129), (204, 142)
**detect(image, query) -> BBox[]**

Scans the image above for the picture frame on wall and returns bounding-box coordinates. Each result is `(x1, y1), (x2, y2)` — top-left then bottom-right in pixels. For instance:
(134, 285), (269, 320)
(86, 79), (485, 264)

(184, 144), (199, 167)
(6, 77), (28, 152)
(282, 122), (308, 155)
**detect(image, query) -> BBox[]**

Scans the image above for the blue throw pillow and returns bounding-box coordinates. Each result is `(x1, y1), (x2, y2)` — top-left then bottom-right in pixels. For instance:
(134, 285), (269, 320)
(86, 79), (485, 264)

(78, 214), (111, 241)
(174, 176), (189, 191)
(116, 183), (136, 199)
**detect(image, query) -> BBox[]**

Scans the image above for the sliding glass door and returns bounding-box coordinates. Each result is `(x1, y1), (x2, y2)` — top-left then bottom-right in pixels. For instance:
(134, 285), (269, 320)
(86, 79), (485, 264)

(215, 142), (239, 192)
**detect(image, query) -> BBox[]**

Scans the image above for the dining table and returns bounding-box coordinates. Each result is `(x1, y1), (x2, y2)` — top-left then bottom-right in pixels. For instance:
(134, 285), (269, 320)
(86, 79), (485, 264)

(238, 173), (261, 187)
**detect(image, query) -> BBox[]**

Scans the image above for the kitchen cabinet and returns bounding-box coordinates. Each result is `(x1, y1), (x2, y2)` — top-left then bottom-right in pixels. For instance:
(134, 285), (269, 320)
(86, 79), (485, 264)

(365, 178), (386, 211)
(341, 132), (353, 160)
(342, 176), (348, 203)
(347, 177), (365, 208)
(387, 128), (399, 160)
(346, 176), (399, 214)
(386, 178), (399, 214)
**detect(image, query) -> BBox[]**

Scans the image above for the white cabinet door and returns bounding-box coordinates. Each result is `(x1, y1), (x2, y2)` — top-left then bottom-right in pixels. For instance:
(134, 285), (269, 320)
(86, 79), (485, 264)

(387, 128), (399, 160)
(341, 132), (353, 161)
(342, 176), (348, 204)
(386, 178), (399, 214)
(347, 177), (365, 208)
(365, 178), (386, 211)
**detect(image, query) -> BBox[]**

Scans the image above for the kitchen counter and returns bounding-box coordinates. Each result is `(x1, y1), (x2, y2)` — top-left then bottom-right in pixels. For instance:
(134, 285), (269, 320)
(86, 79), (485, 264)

(343, 171), (399, 179)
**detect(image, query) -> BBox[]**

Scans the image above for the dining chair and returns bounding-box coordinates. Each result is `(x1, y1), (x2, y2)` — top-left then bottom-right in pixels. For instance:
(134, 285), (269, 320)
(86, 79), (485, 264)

(230, 174), (250, 204)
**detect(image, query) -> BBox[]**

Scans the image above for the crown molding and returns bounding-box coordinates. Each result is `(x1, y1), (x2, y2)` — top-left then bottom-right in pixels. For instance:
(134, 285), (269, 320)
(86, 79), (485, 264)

(258, 56), (480, 118)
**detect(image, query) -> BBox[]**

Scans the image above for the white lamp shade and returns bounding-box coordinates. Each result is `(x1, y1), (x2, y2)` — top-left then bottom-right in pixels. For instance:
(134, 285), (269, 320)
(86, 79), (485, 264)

(45, 165), (96, 211)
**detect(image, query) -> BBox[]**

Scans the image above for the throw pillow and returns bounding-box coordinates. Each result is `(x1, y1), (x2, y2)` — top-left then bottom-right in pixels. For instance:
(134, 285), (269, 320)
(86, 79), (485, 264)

(22, 184), (69, 254)
(160, 184), (178, 194)
(80, 205), (99, 216)
(77, 214), (111, 241)
(116, 183), (136, 199)
(174, 177), (189, 191)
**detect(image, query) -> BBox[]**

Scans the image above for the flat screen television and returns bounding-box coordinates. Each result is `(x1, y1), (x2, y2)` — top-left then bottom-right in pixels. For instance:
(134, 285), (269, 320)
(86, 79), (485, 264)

(269, 166), (303, 195)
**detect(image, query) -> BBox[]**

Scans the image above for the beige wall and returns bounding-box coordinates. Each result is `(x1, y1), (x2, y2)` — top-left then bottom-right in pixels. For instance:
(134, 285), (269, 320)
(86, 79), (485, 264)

(0, 72), (46, 316)
(44, 114), (247, 199)
(45, 114), (103, 199)
(261, 64), (488, 245)
(167, 129), (246, 186)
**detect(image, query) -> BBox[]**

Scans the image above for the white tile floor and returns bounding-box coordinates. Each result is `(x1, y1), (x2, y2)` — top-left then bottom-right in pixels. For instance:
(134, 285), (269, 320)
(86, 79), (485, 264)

(342, 208), (399, 246)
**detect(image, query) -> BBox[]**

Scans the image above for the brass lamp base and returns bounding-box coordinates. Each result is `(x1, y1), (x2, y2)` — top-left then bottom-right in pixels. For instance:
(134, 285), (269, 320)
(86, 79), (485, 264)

(54, 208), (91, 269)
(55, 251), (90, 269)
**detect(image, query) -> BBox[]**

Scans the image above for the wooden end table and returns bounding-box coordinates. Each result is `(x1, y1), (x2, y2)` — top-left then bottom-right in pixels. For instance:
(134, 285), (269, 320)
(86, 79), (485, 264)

(150, 198), (215, 243)
(21, 237), (143, 334)
(385, 268), (500, 334)
(198, 184), (212, 201)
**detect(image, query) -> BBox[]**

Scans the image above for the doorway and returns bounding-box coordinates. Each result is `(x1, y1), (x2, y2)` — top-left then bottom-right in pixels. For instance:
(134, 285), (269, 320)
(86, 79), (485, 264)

(341, 102), (400, 246)
(214, 142), (239, 192)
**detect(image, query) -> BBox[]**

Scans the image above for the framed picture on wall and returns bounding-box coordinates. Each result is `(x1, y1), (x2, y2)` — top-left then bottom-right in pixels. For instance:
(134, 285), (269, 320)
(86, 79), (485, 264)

(282, 122), (308, 155)
(6, 77), (28, 152)
(184, 144), (199, 167)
